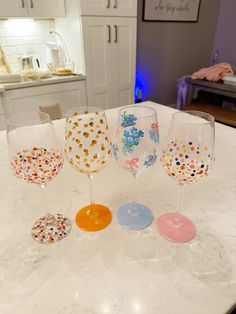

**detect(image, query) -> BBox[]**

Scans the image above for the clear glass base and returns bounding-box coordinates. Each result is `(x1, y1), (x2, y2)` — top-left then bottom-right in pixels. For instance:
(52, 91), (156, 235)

(156, 212), (196, 243)
(31, 213), (72, 244)
(116, 202), (153, 230)
(75, 203), (112, 232)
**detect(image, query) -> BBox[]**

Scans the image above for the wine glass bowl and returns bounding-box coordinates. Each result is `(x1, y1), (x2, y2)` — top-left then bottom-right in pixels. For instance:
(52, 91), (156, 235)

(7, 111), (72, 244)
(115, 105), (159, 230)
(65, 107), (112, 232)
(157, 110), (215, 243)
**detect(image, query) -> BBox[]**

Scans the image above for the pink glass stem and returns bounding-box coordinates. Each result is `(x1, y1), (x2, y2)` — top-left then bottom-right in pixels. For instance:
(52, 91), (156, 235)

(177, 183), (185, 214)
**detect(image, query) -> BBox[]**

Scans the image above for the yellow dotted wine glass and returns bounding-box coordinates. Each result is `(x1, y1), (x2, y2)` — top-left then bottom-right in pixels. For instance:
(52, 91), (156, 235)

(65, 106), (112, 231)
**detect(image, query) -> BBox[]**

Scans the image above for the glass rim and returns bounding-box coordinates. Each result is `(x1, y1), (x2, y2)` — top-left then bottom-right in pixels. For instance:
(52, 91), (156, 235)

(173, 110), (215, 125)
(118, 105), (157, 118)
(6, 111), (51, 128)
(66, 106), (105, 118)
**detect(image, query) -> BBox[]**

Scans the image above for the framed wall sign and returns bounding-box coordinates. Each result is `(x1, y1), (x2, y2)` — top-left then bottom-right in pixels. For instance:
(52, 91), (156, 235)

(143, 0), (201, 22)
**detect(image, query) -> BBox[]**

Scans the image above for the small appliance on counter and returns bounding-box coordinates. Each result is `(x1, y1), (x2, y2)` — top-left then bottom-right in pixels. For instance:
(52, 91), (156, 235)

(18, 55), (52, 81)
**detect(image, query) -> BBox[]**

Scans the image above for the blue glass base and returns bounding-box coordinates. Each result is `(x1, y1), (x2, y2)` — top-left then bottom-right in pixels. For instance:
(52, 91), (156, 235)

(116, 202), (153, 230)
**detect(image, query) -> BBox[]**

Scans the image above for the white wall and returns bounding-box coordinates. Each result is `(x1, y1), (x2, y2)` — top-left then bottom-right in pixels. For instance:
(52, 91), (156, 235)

(212, 0), (236, 67)
(136, 0), (222, 105)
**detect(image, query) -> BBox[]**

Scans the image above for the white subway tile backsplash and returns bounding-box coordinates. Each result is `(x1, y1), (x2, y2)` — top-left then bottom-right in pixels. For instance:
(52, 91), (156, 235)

(0, 19), (55, 72)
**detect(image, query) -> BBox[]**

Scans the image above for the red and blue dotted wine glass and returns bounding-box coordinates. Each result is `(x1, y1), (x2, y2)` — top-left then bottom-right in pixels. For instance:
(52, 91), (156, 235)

(7, 111), (72, 244)
(157, 110), (215, 243)
(114, 105), (160, 230)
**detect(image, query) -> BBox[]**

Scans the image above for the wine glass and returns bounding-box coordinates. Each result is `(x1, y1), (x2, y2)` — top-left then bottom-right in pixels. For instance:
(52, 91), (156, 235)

(157, 110), (215, 243)
(7, 111), (72, 244)
(114, 105), (159, 230)
(65, 106), (112, 232)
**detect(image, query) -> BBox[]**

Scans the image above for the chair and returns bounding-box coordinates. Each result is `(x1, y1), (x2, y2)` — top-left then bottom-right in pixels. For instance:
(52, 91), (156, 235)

(38, 103), (61, 120)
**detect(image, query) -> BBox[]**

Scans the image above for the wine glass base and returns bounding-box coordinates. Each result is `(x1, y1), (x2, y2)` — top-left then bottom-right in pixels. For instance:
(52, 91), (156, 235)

(75, 204), (112, 232)
(156, 212), (196, 243)
(116, 202), (153, 230)
(31, 213), (72, 244)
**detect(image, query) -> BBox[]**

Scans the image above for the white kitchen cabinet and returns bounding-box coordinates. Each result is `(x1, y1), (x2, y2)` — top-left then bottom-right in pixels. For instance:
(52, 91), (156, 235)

(27, 0), (66, 18)
(82, 16), (136, 109)
(2, 80), (87, 120)
(79, 0), (137, 17)
(0, 0), (65, 18)
(0, 0), (28, 17)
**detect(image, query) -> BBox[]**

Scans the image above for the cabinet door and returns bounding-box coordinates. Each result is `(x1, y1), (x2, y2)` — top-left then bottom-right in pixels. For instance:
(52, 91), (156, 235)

(111, 18), (136, 107)
(0, 0), (28, 17)
(110, 0), (137, 17)
(79, 0), (110, 16)
(27, 0), (65, 17)
(82, 17), (113, 109)
(3, 81), (87, 119)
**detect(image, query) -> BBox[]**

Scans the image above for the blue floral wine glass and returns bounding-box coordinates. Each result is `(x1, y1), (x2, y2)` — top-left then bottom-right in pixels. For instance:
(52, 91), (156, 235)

(114, 105), (159, 230)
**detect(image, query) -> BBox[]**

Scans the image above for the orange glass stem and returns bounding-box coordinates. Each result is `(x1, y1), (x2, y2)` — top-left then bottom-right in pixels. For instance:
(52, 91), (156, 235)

(87, 174), (99, 218)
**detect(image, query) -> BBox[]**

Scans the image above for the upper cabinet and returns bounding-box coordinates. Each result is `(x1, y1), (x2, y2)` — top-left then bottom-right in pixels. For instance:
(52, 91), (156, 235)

(0, 0), (66, 18)
(79, 0), (137, 17)
(28, 0), (66, 18)
(0, 0), (28, 17)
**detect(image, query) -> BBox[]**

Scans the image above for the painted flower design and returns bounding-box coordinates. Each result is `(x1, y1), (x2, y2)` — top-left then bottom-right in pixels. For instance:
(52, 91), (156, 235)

(120, 111), (137, 128)
(125, 157), (139, 170)
(122, 127), (144, 154)
(144, 154), (157, 168)
(149, 123), (159, 143)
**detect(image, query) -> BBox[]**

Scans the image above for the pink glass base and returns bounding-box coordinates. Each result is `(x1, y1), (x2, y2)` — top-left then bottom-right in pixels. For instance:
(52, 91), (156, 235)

(156, 212), (196, 243)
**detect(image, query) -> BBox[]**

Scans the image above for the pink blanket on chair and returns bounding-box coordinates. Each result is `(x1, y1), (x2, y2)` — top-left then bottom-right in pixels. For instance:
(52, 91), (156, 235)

(191, 63), (234, 82)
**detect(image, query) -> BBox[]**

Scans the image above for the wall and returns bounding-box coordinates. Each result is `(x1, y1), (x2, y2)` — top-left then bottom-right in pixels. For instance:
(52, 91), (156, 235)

(0, 19), (55, 72)
(136, 0), (222, 105)
(212, 0), (236, 66)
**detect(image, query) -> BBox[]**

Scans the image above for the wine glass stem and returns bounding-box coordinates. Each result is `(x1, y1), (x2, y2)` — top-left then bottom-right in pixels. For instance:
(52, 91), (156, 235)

(88, 174), (98, 218)
(177, 183), (185, 214)
(40, 184), (54, 223)
(132, 173), (138, 204)
(129, 173), (139, 216)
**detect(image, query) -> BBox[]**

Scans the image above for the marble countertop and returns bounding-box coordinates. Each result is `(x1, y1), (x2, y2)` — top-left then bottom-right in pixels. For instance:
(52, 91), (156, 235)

(0, 101), (236, 314)
(0, 74), (86, 92)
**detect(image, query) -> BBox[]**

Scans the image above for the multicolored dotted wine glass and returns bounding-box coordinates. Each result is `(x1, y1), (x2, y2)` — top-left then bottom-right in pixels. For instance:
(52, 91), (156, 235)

(7, 111), (72, 244)
(114, 105), (159, 230)
(65, 106), (112, 232)
(157, 110), (215, 243)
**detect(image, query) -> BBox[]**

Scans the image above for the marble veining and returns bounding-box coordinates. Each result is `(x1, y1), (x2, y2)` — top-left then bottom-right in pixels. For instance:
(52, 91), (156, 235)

(0, 102), (235, 314)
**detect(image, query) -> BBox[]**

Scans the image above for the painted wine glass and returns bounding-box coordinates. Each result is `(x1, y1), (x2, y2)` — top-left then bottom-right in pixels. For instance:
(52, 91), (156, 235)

(114, 105), (159, 230)
(157, 110), (215, 243)
(7, 111), (72, 244)
(65, 106), (112, 232)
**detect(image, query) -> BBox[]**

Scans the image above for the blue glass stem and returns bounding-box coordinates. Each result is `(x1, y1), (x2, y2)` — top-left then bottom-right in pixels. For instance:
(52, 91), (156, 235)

(129, 173), (139, 216)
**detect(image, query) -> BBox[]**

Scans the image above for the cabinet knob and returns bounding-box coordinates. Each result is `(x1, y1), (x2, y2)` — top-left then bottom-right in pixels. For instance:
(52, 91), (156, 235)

(106, 0), (110, 8)
(107, 25), (111, 43)
(113, 0), (117, 9)
(30, 0), (33, 8)
(114, 25), (118, 43)
(21, 0), (25, 8)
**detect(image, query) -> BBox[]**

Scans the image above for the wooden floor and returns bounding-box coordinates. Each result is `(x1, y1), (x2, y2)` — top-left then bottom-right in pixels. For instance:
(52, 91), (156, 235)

(182, 103), (236, 127)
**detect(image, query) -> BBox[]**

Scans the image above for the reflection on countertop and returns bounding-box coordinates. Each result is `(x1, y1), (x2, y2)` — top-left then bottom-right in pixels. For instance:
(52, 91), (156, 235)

(0, 74), (86, 92)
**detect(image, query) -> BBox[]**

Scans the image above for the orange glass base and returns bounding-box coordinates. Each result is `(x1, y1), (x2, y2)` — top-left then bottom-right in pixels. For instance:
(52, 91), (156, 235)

(75, 203), (112, 232)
